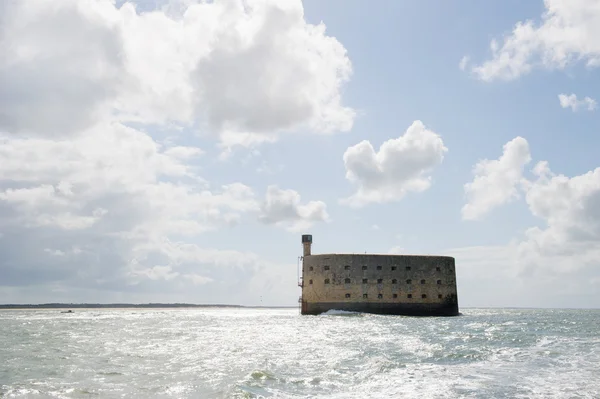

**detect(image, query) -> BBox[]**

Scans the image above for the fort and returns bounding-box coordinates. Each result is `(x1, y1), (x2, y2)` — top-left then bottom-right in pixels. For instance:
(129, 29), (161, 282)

(299, 234), (459, 316)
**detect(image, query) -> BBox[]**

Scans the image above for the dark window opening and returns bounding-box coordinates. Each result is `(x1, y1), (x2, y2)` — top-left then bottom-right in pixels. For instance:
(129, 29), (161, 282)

(344, 278), (351, 284)
(344, 265), (350, 270)
(324, 279), (330, 284)
(406, 266), (411, 271)
(437, 280), (442, 285)
(392, 279), (397, 284)
(422, 294), (427, 299)
(309, 279), (313, 285)
(436, 267), (441, 272)
(393, 294), (398, 298)
(377, 294), (383, 299)
(406, 279), (412, 284)
(309, 266), (313, 271)
(362, 279), (368, 284)
(420, 279), (426, 284)
(377, 279), (383, 284)
(438, 294), (443, 299)
(362, 265), (367, 270)
(324, 265), (330, 270)
(345, 293), (351, 298)
(407, 294), (412, 298)
(391, 266), (397, 271)
(376, 266), (382, 270)
(363, 294), (368, 299)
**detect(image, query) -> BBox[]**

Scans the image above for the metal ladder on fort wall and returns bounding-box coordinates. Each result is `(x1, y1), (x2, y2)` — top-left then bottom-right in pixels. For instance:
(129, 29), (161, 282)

(297, 255), (303, 313)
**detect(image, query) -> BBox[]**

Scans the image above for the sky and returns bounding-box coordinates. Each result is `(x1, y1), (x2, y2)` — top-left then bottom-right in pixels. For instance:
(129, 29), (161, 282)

(1, 0), (600, 308)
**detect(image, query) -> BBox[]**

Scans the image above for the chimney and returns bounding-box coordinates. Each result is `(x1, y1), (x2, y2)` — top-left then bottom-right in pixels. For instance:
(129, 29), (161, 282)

(301, 234), (312, 257)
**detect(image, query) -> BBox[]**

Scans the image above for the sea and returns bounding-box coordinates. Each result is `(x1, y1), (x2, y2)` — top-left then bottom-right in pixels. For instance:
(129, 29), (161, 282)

(0, 307), (598, 398)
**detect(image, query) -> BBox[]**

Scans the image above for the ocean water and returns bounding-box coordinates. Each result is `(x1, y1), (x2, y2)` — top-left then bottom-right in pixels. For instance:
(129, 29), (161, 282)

(0, 308), (598, 398)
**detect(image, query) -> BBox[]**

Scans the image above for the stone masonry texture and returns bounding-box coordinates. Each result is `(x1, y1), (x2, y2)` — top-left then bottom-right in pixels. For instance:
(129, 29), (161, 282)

(300, 253), (459, 316)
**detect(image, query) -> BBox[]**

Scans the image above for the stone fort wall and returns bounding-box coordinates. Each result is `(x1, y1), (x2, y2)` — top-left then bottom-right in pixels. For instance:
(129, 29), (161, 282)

(301, 253), (459, 316)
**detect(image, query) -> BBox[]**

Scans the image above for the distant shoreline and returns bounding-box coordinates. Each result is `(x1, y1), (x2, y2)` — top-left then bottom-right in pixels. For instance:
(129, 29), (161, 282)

(0, 303), (296, 310)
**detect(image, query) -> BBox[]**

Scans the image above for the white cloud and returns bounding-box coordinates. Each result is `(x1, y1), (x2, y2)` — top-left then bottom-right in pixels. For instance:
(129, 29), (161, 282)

(191, 0), (355, 141)
(163, 146), (204, 159)
(0, 0), (348, 304)
(183, 274), (214, 286)
(126, 239), (298, 305)
(258, 185), (330, 232)
(129, 265), (180, 282)
(558, 93), (597, 111)
(0, 0), (125, 136)
(451, 147), (600, 307)
(0, 122), (308, 302)
(0, 0), (354, 146)
(521, 160), (600, 272)
(469, 0), (600, 81)
(0, 117), (330, 302)
(341, 120), (448, 208)
(462, 136), (532, 220)
(459, 55), (470, 71)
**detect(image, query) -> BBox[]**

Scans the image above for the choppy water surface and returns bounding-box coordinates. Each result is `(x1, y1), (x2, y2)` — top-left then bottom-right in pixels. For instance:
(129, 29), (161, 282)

(0, 308), (598, 398)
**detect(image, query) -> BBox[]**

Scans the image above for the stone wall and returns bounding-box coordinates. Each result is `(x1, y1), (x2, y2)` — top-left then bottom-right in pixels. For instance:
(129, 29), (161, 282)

(300, 254), (459, 316)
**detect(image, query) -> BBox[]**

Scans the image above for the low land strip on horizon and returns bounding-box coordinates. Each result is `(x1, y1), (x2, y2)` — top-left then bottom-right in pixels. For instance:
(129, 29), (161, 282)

(0, 303), (296, 309)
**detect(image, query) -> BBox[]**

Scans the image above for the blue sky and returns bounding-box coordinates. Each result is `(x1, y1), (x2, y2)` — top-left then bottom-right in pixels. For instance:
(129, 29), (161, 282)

(1, 0), (599, 308)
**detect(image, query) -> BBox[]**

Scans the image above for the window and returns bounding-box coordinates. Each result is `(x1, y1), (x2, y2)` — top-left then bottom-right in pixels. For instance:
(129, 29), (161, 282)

(393, 294), (398, 299)
(438, 294), (443, 299)
(345, 293), (351, 298)
(420, 279), (426, 284)
(344, 278), (351, 284)
(344, 265), (350, 270)
(363, 294), (368, 299)
(422, 294), (427, 299)
(376, 265), (382, 270)
(362, 279), (368, 284)
(436, 267), (441, 272)
(391, 266), (397, 271)
(324, 279), (330, 284)
(362, 265), (367, 270)
(309, 266), (313, 271)
(377, 293), (383, 299)
(406, 266), (411, 271)
(324, 265), (330, 270)
(407, 294), (412, 298)
(377, 279), (383, 284)
(437, 280), (442, 285)
(309, 279), (313, 284)
(406, 279), (412, 284)
(392, 279), (397, 284)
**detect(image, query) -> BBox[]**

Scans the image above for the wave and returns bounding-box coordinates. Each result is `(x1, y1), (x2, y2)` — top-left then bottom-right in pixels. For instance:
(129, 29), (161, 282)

(320, 309), (363, 316)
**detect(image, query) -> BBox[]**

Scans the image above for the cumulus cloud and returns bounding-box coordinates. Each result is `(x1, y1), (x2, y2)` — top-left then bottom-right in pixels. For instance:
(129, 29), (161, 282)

(341, 120), (447, 208)
(469, 0), (600, 81)
(0, 0), (125, 136)
(558, 93), (597, 112)
(452, 140), (600, 307)
(0, 121), (328, 304)
(0, 0), (354, 145)
(191, 0), (354, 138)
(462, 136), (532, 220)
(0, 0), (343, 304)
(258, 185), (330, 232)
(0, 122), (252, 287)
(521, 161), (600, 270)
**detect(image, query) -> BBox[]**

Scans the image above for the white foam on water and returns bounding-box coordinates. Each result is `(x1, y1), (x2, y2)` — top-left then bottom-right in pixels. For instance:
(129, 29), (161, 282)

(0, 308), (598, 398)
(320, 309), (362, 316)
